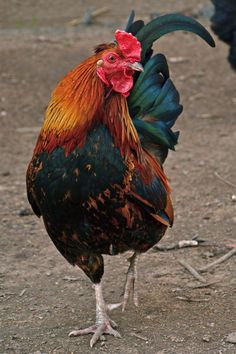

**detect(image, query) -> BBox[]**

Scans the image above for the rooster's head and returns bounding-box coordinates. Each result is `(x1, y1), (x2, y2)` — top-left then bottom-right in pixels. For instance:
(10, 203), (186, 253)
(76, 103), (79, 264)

(95, 30), (143, 97)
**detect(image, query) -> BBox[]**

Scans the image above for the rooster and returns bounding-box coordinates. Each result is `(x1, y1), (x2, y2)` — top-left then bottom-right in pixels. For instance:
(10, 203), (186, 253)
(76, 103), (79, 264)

(26, 11), (215, 347)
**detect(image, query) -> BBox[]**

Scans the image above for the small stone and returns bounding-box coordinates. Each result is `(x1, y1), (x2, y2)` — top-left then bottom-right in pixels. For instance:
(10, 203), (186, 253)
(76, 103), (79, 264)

(202, 334), (212, 342)
(18, 207), (33, 216)
(11, 334), (19, 340)
(226, 332), (236, 344)
(37, 35), (46, 41)
(2, 171), (10, 176)
(203, 251), (214, 258)
(0, 110), (7, 117)
(169, 335), (185, 343)
(203, 215), (211, 220)
(232, 195), (236, 202)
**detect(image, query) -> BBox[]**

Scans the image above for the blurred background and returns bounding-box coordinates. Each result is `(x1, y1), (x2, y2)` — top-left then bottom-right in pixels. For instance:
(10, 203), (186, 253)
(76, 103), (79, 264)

(0, 1), (235, 353)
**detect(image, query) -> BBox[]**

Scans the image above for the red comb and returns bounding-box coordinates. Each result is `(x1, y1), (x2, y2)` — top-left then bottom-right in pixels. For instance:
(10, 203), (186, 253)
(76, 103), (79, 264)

(115, 30), (141, 62)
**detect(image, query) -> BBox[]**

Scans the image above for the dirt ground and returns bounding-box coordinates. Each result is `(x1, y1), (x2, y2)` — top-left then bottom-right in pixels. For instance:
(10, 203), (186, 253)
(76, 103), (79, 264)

(0, 1), (236, 353)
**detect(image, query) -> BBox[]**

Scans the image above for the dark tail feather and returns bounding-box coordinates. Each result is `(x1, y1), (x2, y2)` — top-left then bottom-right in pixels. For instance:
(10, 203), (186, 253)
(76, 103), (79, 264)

(128, 54), (182, 155)
(125, 10), (135, 31)
(125, 10), (145, 35)
(136, 13), (215, 62)
(125, 11), (215, 163)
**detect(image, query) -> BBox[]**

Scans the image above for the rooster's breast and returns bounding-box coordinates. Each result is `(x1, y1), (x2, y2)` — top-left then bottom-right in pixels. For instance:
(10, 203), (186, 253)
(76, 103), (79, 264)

(27, 124), (166, 263)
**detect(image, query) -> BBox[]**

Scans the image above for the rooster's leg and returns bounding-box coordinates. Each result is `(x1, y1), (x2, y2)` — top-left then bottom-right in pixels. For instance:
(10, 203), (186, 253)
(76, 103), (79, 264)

(69, 283), (121, 347)
(122, 251), (140, 311)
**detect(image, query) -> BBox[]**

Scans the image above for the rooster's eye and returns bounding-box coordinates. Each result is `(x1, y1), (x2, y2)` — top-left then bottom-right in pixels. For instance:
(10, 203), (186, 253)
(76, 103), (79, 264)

(108, 54), (116, 63)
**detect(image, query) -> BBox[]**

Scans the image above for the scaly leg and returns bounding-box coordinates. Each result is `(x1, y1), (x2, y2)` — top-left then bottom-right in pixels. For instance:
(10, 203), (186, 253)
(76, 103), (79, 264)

(122, 251), (140, 311)
(69, 283), (121, 347)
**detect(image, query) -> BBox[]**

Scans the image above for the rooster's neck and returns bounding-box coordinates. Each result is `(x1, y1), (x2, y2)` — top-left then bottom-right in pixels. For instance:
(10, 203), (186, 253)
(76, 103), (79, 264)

(34, 56), (104, 155)
(34, 54), (140, 161)
(102, 94), (141, 161)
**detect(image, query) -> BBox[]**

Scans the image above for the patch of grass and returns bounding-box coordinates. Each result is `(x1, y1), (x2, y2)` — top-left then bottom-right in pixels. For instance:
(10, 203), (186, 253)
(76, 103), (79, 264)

(15, 17), (38, 29)
(15, 19), (27, 29)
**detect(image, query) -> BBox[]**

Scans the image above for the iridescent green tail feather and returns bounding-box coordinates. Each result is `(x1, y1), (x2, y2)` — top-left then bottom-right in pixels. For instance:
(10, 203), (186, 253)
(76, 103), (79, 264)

(128, 54), (182, 151)
(126, 11), (215, 159)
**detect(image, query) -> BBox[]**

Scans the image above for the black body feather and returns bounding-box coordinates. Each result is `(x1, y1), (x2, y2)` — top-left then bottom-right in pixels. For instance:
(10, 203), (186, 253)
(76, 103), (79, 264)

(28, 125), (167, 282)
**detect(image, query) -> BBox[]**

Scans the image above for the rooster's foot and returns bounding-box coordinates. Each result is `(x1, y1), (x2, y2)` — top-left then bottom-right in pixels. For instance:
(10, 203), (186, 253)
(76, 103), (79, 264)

(69, 283), (121, 347)
(69, 319), (121, 347)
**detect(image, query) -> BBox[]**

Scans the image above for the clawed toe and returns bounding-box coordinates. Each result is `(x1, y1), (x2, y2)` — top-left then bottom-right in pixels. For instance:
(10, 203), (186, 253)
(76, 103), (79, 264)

(69, 320), (121, 348)
(69, 326), (96, 337)
(90, 322), (121, 347)
(106, 302), (122, 311)
(109, 318), (118, 329)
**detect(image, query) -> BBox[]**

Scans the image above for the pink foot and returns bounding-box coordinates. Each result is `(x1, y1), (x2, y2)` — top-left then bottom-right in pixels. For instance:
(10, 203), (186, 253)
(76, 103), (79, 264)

(69, 283), (121, 347)
(69, 319), (121, 347)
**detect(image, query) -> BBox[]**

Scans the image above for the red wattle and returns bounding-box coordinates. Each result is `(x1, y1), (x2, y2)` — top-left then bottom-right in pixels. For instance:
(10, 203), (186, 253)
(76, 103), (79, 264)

(97, 67), (109, 86)
(110, 72), (133, 97)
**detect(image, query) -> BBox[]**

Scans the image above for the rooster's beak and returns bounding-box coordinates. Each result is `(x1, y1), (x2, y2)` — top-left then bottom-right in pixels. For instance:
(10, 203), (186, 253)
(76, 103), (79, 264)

(129, 62), (144, 72)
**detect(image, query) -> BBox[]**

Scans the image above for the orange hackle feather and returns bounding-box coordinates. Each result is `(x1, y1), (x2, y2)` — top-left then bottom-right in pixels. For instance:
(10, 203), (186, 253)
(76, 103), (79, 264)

(34, 53), (105, 156)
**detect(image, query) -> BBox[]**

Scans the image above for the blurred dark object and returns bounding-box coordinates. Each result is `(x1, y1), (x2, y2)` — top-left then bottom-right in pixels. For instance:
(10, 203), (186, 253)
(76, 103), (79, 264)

(211, 0), (236, 70)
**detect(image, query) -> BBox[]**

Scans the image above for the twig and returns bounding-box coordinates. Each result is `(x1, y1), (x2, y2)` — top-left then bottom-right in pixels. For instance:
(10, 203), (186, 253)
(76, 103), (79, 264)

(214, 171), (236, 189)
(154, 242), (178, 251)
(63, 276), (80, 282)
(19, 289), (26, 297)
(187, 280), (220, 288)
(0, 292), (15, 297)
(178, 240), (198, 248)
(169, 57), (190, 64)
(198, 248), (236, 272)
(69, 7), (110, 26)
(176, 296), (210, 302)
(154, 240), (199, 251)
(179, 260), (206, 283)
(131, 332), (148, 341)
(192, 233), (199, 240)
